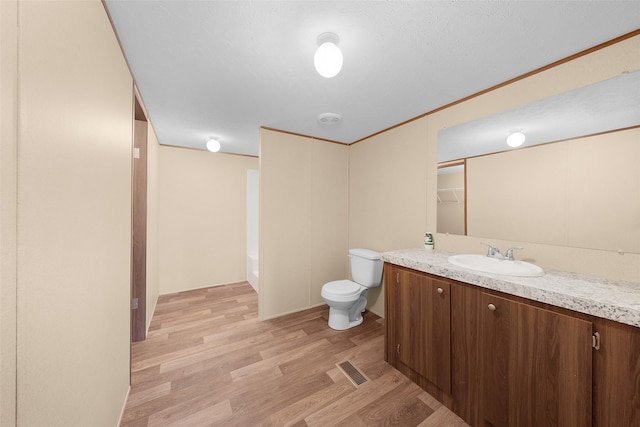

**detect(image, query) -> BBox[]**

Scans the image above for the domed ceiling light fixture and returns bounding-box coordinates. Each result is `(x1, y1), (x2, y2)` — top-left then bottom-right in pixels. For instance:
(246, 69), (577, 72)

(314, 32), (343, 78)
(206, 138), (221, 152)
(506, 131), (526, 148)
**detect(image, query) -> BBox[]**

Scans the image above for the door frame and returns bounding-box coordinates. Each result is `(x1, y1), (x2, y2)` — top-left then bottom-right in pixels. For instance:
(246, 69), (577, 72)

(131, 94), (147, 343)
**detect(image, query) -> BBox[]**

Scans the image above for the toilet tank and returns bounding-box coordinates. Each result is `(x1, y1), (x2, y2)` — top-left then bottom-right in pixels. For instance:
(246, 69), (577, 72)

(349, 248), (383, 288)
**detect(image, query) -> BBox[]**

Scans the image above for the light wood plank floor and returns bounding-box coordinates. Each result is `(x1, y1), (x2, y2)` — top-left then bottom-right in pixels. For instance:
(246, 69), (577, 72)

(120, 282), (469, 427)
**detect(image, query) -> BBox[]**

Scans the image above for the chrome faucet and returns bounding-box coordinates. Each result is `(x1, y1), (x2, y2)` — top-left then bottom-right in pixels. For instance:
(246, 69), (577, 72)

(481, 243), (505, 259)
(505, 246), (524, 261)
(481, 243), (524, 261)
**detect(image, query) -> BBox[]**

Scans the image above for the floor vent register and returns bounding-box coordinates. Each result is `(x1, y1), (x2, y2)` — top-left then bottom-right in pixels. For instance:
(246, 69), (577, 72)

(337, 361), (369, 387)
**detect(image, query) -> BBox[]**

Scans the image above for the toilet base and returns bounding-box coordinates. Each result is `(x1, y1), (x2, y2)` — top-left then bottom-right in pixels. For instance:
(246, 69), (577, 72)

(327, 307), (364, 330)
(326, 291), (368, 330)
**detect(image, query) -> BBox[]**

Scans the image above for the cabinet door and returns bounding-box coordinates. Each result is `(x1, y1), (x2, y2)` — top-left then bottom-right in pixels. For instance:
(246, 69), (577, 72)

(592, 317), (640, 426)
(450, 281), (483, 426)
(397, 269), (451, 393)
(481, 293), (593, 427)
(481, 293), (517, 427)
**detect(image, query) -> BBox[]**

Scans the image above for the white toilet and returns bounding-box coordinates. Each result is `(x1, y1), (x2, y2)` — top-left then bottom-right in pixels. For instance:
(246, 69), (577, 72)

(321, 248), (383, 330)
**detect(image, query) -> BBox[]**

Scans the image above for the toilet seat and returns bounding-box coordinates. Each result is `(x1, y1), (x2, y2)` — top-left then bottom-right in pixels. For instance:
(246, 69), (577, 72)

(321, 280), (363, 302)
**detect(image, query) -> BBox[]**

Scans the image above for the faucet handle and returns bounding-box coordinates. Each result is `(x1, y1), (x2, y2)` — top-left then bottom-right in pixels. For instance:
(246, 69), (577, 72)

(506, 246), (524, 260)
(480, 242), (502, 257)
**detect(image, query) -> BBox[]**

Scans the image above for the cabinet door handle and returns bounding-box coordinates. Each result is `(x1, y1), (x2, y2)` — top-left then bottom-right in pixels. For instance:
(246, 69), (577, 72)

(592, 332), (601, 350)
(437, 287), (444, 294)
(397, 343), (400, 354)
(488, 303), (496, 311)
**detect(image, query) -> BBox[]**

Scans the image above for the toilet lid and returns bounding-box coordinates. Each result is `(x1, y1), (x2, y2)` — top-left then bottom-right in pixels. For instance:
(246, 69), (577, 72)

(324, 280), (362, 296)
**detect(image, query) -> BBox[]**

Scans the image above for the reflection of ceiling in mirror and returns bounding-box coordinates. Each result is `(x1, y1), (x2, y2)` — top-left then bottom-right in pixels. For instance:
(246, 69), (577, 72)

(438, 70), (640, 163)
(437, 165), (464, 175)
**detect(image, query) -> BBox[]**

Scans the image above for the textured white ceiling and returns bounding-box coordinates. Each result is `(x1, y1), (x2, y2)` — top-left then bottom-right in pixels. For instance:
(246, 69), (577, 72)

(104, 1), (640, 156)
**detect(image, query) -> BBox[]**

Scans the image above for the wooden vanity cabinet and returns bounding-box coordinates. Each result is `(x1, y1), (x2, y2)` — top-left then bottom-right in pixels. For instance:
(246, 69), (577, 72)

(385, 262), (640, 427)
(384, 264), (452, 398)
(481, 293), (593, 427)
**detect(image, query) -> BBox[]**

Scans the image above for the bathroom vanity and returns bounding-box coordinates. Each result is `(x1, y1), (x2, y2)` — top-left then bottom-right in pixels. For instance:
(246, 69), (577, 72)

(382, 248), (640, 427)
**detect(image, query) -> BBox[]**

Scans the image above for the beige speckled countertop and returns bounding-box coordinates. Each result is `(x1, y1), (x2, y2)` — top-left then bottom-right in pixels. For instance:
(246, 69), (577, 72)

(382, 248), (640, 328)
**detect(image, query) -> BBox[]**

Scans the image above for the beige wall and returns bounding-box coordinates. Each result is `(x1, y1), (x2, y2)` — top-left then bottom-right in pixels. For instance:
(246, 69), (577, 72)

(146, 123), (160, 330)
(13, 1), (133, 426)
(1, 1), (18, 425)
(259, 129), (349, 319)
(158, 146), (258, 294)
(348, 118), (429, 316)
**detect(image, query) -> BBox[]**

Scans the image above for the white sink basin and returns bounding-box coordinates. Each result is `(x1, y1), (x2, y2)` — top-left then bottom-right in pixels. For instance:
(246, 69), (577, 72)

(448, 254), (544, 277)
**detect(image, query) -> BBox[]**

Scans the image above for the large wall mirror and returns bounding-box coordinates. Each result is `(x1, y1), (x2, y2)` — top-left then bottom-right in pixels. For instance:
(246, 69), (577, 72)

(437, 70), (640, 253)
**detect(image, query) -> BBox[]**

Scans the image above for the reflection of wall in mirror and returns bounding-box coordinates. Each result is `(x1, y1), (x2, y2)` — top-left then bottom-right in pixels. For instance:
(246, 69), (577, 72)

(437, 170), (465, 235)
(466, 127), (640, 253)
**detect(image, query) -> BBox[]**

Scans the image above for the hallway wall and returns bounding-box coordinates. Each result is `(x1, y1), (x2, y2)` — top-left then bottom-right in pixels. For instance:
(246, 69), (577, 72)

(10, 1), (133, 425)
(146, 122), (161, 330)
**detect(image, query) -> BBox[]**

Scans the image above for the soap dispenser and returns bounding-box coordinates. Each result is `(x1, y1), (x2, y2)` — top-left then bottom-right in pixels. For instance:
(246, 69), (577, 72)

(424, 233), (434, 252)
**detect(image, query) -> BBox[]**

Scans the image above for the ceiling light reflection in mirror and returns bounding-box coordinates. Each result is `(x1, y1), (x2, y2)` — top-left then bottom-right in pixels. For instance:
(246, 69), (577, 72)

(438, 70), (640, 163)
(436, 70), (640, 253)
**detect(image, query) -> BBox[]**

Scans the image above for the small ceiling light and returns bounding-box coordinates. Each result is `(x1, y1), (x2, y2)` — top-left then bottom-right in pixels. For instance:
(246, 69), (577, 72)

(506, 131), (525, 148)
(206, 138), (221, 152)
(314, 32), (343, 78)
